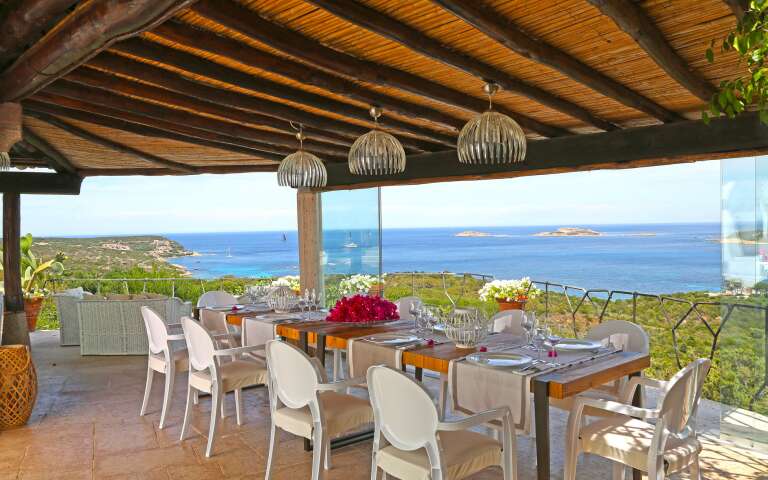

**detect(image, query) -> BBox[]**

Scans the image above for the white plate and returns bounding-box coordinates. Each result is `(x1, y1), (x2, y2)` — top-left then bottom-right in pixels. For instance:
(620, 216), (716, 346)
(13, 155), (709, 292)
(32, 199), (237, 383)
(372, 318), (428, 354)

(555, 339), (602, 352)
(465, 352), (533, 369)
(366, 333), (420, 345)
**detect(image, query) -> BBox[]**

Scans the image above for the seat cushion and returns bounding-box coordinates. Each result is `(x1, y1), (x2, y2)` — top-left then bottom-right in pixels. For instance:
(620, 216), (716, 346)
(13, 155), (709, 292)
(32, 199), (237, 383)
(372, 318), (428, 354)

(273, 391), (373, 439)
(189, 360), (268, 393)
(579, 415), (702, 472)
(148, 348), (188, 373)
(377, 430), (502, 480)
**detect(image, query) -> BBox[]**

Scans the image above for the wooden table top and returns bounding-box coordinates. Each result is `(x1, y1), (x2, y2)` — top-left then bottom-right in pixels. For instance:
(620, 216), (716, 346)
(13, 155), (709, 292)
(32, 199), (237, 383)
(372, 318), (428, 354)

(273, 321), (650, 399)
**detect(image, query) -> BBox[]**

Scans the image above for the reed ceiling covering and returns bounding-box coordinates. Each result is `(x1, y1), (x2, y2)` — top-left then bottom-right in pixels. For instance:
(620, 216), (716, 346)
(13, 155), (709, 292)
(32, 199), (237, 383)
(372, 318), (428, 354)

(0, 0), (756, 185)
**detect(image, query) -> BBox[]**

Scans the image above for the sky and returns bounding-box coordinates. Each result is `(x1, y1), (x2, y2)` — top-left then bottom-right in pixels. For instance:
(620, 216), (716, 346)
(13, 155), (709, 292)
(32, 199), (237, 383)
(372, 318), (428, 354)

(18, 159), (722, 236)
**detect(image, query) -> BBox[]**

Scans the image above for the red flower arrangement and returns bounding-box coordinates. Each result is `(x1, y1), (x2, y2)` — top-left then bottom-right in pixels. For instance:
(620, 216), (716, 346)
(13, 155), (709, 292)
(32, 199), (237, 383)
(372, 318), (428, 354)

(326, 294), (400, 324)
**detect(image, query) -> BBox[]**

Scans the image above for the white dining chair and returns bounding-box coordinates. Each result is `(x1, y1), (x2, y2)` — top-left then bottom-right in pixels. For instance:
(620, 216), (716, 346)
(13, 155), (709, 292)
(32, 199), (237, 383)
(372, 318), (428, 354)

(551, 320), (650, 414)
(197, 290), (238, 308)
(490, 310), (526, 335)
(264, 340), (374, 480)
(139, 306), (189, 429)
(367, 365), (516, 480)
(395, 296), (423, 321)
(565, 358), (710, 480)
(179, 316), (268, 457)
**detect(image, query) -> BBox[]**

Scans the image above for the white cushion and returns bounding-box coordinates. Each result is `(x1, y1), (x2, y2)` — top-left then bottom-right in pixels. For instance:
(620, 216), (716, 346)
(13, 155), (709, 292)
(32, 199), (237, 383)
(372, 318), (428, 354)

(579, 415), (701, 473)
(190, 360), (268, 393)
(148, 348), (188, 373)
(377, 429), (502, 480)
(273, 391), (373, 439)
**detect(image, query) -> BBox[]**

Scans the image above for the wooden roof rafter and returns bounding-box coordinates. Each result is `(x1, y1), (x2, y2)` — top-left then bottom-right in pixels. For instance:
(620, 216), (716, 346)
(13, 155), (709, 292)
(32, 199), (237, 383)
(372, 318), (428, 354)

(189, 0), (571, 138)
(21, 124), (79, 174)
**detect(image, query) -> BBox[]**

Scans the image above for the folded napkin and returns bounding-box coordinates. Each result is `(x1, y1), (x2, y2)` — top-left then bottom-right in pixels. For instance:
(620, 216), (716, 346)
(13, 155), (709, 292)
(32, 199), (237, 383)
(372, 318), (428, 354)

(347, 337), (404, 378)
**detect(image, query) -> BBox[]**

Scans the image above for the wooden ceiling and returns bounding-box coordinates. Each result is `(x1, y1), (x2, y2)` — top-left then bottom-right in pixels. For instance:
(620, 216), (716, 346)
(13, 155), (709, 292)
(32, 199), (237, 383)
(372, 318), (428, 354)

(0, 0), (751, 181)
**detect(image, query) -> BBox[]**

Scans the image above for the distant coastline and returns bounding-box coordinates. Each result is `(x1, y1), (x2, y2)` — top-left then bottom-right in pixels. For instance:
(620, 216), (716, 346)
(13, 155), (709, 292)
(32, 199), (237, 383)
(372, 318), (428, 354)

(534, 227), (601, 237)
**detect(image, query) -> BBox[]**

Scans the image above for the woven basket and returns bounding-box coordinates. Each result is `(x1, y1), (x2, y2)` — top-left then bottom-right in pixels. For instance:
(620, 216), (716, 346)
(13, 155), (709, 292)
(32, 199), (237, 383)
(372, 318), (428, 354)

(0, 345), (37, 429)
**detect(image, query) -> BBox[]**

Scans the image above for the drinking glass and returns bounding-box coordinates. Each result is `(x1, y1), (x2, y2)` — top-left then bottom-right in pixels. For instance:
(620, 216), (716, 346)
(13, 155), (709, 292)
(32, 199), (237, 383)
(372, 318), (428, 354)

(521, 312), (535, 346)
(546, 333), (562, 358)
(409, 303), (423, 332)
(532, 326), (549, 359)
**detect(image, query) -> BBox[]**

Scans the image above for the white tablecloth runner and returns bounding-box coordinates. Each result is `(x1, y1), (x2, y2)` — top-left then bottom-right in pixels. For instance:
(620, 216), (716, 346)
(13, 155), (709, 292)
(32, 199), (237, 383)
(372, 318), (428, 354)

(449, 344), (620, 434)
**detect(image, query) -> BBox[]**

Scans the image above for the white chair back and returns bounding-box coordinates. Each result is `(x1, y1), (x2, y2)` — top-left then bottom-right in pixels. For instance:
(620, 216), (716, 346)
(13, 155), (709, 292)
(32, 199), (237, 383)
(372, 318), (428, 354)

(491, 310), (526, 335)
(367, 365), (439, 451)
(181, 316), (216, 372)
(394, 296), (422, 321)
(659, 358), (710, 435)
(586, 320), (649, 353)
(242, 317), (274, 348)
(197, 290), (238, 308)
(265, 340), (323, 409)
(141, 306), (169, 355)
(199, 309), (230, 336)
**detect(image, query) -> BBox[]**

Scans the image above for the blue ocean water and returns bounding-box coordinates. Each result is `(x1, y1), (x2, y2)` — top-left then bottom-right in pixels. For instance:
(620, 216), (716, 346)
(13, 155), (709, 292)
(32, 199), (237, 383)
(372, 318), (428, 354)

(166, 223), (721, 293)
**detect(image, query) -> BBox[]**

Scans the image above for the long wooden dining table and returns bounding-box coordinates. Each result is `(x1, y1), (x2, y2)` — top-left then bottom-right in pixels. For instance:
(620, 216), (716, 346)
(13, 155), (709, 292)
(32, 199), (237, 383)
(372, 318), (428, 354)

(226, 313), (650, 480)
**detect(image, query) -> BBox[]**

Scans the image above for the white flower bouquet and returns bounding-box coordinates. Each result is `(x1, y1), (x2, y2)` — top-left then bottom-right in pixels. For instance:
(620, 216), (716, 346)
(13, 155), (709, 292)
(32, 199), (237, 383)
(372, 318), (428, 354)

(270, 275), (301, 291)
(478, 277), (541, 303)
(338, 274), (384, 297)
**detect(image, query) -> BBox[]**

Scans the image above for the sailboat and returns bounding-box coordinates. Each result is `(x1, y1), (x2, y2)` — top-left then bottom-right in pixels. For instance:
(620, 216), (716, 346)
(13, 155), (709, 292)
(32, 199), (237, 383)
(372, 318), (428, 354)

(226, 247), (233, 258)
(281, 233), (287, 241)
(342, 232), (358, 249)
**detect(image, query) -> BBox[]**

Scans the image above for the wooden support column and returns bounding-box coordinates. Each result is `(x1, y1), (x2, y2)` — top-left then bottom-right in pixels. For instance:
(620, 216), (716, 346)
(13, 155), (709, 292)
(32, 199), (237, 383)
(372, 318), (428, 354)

(297, 189), (323, 298)
(2, 192), (28, 346)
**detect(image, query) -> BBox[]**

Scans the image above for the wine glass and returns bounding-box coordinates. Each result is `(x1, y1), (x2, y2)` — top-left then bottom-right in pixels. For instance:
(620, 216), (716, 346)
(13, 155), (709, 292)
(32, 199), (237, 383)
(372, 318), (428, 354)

(409, 303), (423, 332)
(546, 332), (562, 359)
(532, 325), (549, 360)
(521, 312), (535, 347)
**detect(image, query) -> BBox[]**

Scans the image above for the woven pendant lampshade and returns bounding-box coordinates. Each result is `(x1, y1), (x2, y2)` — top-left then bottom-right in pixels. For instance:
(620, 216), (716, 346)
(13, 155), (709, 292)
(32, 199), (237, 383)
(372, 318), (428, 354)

(348, 106), (406, 175)
(277, 125), (327, 188)
(457, 83), (526, 165)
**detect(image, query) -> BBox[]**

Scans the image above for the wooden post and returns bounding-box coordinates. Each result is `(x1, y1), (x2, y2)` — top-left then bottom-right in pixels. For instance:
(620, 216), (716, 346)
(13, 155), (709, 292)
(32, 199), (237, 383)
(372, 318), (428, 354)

(297, 189), (323, 299)
(2, 192), (28, 346)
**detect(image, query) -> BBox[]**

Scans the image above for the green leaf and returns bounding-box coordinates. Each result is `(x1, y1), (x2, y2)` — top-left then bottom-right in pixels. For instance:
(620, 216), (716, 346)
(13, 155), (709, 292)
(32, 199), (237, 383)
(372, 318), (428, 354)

(706, 48), (714, 63)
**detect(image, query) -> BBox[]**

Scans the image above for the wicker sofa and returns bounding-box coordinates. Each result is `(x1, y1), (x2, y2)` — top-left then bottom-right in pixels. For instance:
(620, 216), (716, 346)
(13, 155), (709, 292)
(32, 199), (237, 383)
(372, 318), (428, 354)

(54, 292), (192, 355)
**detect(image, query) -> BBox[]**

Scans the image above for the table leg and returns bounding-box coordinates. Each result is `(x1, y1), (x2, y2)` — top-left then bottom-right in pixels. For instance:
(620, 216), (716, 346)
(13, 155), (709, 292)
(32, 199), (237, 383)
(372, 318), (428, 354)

(533, 379), (550, 480)
(316, 334), (326, 366)
(414, 367), (423, 382)
(630, 371), (642, 480)
(299, 331), (311, 451)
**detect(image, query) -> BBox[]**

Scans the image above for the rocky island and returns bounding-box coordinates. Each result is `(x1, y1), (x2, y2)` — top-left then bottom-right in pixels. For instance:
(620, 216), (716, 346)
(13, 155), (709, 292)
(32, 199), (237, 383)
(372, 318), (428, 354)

(534, 227), (602, 237)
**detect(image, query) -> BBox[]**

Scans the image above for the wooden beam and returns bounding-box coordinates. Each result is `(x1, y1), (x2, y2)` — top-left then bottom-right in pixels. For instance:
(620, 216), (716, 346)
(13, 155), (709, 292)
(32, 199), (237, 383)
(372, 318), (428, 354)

(431, 0), (682, 123)
(0, 0), (198, 102)
(21, 125), (78, 174)
(115, 35), (460, 143)
(190, 1), (571, 138)
(323, 112), (768, 189)
(24, 97), (285, 161)
(69, 64), (363, 150)
(44, 79), (350, 159)
(26, 112), (196, 173)
(79, 165), (278, 176)
(305, 0), (619, 130)
(723, 0), (749, 18)
(587, 0), (716, 102)
(0, 0), (78, 67)
(75, 61), (433, 153)
(0, 172), (82, 194)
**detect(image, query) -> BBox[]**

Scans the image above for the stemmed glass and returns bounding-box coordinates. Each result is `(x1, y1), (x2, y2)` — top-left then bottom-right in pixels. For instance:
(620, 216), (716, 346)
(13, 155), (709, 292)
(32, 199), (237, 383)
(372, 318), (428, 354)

(409, 303), (424, 333)
(521, 311), (536, 347)
(546, 332), (562, 359)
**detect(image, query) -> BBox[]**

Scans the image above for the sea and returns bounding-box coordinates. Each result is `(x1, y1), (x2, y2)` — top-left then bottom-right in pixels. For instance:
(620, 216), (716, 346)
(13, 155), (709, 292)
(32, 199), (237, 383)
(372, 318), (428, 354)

(166, 223), (722, 294)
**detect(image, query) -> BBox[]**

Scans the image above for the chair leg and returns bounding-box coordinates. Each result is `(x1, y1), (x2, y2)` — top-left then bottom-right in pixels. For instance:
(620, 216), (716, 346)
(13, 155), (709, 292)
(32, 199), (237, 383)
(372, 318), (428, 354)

(205, 387), (220, 458)
(235, 389), (243, 426)
(139, 366), (154, 416)
(333, 349), (341, 381)
(159, 368), (174, 429)
(611, 462), (625, 480)
(311, 424), (324, 480)
(323, 433), (331, 470)
(193, 390), (199, 405)
(220, 393), (227, 419)
(437, 373), (448, 420)
(265, 423), (277, 480)
(179, 384), (194, 442)
(563, 439), (578, 480)
(370, 453), (378, 480)
(689, 453), (702, 480)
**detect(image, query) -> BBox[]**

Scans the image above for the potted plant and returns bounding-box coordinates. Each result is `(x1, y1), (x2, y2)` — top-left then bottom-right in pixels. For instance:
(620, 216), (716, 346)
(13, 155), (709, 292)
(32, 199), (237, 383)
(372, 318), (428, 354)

(338, 274), (384, 297)
(478, 277), (540, 311)
(1, 234), (65, 331)
(326, 294), (399, 325)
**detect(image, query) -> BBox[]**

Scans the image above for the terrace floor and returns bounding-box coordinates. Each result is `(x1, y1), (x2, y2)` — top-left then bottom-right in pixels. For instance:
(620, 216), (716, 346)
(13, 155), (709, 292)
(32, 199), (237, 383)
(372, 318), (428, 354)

(0, 331), (765, 480)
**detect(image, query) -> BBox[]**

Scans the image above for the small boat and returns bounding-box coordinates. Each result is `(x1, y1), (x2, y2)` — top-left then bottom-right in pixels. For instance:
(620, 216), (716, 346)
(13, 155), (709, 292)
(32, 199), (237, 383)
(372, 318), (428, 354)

(226, 247), (233, 258)
(342, 232), (358, 249)
(281, 233), (287, 241)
